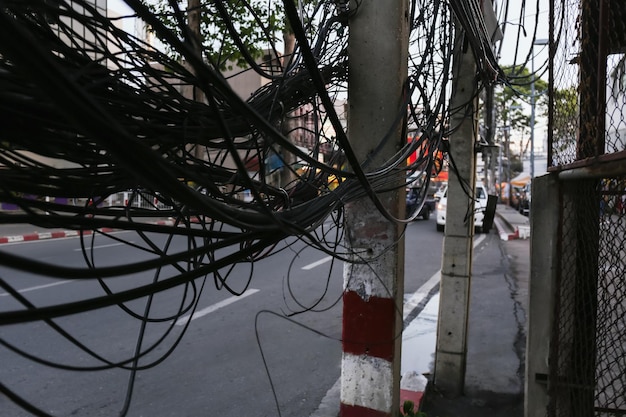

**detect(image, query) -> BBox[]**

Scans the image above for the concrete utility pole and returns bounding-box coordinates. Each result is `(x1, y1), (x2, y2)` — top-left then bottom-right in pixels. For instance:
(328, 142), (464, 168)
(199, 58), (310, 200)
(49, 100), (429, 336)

(280, 30), (297, 190)
(186, 0), (206, 161)
(340, 0), (408, 415)
(483, 84), (496, 193)
(434, 23), (478, 397)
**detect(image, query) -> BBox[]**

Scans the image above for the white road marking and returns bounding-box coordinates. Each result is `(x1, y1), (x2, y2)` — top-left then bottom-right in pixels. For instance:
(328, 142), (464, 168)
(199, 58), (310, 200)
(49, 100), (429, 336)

(175, 288), (260, 326)
(0, 279), (73, 297)
(73, 242), (133, 251)
(302, 256), (333, 270)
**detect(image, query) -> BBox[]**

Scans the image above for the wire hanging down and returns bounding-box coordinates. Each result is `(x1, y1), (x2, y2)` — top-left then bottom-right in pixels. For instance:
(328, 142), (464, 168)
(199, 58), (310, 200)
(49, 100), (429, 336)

(0, 0), (503, 415)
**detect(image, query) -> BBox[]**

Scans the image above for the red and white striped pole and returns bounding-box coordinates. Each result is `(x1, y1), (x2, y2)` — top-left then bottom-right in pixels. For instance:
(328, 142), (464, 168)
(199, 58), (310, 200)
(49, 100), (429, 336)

(341, 0), (408, 414)
(341, 202), (404, 416)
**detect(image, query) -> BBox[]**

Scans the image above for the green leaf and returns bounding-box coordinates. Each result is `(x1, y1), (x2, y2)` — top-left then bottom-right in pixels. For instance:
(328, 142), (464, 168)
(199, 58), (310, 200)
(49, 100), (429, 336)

(403, 400), (415, 415)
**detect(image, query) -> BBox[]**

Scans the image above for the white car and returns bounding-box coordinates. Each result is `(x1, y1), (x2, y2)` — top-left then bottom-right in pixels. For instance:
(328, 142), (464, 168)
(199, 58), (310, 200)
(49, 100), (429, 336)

(436, 183), (489, 232)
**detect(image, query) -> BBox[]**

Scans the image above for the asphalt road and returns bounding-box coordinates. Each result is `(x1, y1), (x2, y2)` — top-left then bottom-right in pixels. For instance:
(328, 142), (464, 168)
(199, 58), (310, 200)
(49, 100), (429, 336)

(0, 217), (442, 417)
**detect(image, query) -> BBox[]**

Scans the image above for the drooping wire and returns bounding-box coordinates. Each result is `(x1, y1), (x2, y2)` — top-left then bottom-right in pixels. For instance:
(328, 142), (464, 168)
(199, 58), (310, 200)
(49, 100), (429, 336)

(0, 0), (504, 414)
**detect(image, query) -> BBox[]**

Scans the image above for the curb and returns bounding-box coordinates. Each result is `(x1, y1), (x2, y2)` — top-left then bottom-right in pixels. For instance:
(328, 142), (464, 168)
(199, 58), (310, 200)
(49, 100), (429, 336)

(493, 215), (519, 241)
(494, 209), (531, 241)
(398, 272), (441, 414)
(0, 229), (104, 244)
(400, 371), (428, 414)
(0, 220), (175, 245)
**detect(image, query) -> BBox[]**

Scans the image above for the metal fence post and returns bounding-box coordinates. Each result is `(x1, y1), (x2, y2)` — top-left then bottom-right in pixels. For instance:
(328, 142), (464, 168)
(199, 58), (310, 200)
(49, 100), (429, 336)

(525, 173), (559, 417)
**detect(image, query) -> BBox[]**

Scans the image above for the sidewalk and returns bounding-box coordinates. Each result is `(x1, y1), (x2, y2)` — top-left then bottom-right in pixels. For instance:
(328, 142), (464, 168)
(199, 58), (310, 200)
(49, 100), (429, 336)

(417, 204), (530, 416)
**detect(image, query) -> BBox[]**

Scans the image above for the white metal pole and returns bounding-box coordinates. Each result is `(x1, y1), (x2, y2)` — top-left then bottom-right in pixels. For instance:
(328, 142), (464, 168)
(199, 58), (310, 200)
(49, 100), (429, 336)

(530, 54), (536, 180)
(530, 39), (548, 180)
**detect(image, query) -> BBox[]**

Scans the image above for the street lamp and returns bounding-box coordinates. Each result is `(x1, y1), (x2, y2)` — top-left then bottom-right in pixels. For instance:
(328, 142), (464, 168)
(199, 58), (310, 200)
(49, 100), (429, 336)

(530, 38), (548, 180)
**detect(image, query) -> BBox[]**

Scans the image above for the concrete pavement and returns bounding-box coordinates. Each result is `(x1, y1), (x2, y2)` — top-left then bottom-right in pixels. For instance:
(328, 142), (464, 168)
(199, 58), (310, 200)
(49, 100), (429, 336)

(418, 205), (530, 416)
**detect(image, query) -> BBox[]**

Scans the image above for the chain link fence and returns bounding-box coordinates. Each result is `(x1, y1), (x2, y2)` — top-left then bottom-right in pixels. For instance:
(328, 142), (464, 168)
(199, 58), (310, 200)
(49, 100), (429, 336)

(550, 178), (626, 417)
(550, 0), (581, 165)
(546, 0), (626, 416)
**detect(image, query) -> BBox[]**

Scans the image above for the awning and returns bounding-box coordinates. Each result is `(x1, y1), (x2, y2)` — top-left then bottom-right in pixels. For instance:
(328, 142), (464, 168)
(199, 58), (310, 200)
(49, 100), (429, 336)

(433, 170), (448, 182)
(510, 172), (531, 187)
(265, 153), (284, 172)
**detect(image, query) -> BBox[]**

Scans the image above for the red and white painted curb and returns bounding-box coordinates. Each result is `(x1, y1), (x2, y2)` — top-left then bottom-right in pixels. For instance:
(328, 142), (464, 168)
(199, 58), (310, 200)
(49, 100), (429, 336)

(494, 216), (520, 241)
(400, 371), (428, 413)
(0, 229), (108, 244)
(0, 220), (176, 244)
(397, 271), (440, 413)
(499, 228), (519, 241)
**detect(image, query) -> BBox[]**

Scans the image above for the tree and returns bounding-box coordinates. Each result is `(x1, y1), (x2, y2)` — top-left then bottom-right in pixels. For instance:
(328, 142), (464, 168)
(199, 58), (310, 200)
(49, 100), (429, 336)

(144, 1), (321, 71)
(547, 86), (578, 157)
(494, 65), (549, 177)
(145, 0), (323, 190)
(145, 0), (285, 70)
(496, 65), (549, 134)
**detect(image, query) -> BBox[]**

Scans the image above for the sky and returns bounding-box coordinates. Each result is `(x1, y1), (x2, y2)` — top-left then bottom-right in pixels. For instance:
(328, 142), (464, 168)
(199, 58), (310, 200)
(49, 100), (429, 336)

(493, 0), (551, 157)
(107, 0), (550, 69)
(496, 0), (550, 70)
(108, 0), (132, 15)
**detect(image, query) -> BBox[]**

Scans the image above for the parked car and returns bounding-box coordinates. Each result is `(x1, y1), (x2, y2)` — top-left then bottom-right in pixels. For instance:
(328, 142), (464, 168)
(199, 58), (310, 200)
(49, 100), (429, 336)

(406, 187), (436, 220)
(518, 183), (531, 216)
(434, 187), (446, 202)
(436, 183), (489, 232)
(405, 172), (438, 220)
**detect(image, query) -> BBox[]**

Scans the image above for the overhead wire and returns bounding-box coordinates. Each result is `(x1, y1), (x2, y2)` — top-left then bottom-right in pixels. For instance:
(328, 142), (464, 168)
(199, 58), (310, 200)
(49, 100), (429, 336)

(0, 0), (510, 414)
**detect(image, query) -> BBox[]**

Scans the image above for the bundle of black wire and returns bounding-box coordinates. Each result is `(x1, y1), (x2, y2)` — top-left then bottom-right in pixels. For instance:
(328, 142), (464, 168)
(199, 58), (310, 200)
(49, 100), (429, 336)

(0, 1), (465, 415)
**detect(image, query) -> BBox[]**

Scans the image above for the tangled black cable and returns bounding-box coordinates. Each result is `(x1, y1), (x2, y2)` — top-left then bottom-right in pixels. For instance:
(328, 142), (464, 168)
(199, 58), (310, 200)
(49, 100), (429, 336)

(0, 0), (483, 415)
